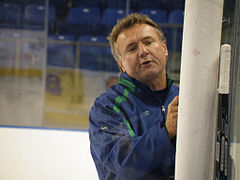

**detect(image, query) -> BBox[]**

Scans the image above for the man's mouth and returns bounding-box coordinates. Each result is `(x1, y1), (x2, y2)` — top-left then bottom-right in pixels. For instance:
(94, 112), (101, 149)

(141, 60), (152, 66)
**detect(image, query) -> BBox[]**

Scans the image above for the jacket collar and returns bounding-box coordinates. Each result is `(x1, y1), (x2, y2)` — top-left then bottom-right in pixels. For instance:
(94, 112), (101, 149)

(119, 72), (173, 92)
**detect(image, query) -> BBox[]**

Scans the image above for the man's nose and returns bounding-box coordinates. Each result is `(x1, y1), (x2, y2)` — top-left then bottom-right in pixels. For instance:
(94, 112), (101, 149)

(138, 43), (149, 58)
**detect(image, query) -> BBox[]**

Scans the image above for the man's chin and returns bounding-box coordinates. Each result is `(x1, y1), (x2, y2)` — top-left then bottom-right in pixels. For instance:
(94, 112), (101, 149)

(137, 71), (161, 82)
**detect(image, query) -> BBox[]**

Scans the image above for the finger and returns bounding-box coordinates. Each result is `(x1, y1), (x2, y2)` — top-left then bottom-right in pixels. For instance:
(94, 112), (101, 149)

(168, 111), (178, 119)
(171, 112), (178, 120)
(170, 96), (179, 106)
(168, 106), (178, 114)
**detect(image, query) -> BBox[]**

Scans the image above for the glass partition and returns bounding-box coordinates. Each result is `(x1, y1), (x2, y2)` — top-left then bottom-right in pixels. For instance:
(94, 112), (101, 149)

(0, 0), (185, 130)
(0, 0), (47, 127)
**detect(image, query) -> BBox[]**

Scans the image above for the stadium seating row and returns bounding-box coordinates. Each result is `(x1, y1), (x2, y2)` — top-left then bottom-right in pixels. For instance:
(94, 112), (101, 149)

(2, 0), (185, 11)
(0, 0), (184, 72)
(47, 34), (182, 72)
(0, 2), (184, 37)
(0, 2), (56, 30)
(61, 7), (183, 36)
(72, 0), (185, 12)
(47, 34), (118, 72)
(0, 31), (118, 72)
(0, 29), (181, 72)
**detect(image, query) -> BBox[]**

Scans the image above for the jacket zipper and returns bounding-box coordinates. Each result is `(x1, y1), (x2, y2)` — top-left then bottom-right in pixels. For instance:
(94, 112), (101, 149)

(160, 105), (166, 128)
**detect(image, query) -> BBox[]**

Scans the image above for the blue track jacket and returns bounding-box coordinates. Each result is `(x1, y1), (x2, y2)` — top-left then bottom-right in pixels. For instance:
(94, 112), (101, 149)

(89, 72), (179, 180)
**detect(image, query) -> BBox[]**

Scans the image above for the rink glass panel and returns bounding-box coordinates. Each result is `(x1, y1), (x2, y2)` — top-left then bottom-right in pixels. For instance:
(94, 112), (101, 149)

(0, 0), (183, 130)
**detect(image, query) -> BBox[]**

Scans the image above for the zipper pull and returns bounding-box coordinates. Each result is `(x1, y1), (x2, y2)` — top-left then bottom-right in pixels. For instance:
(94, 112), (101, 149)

(162, 105), (165, 113)
(160, 105), (166, 128)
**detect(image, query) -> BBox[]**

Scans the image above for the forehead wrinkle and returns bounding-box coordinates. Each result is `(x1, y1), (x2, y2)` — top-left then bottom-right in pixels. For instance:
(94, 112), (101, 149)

(117, 24), (158, 56)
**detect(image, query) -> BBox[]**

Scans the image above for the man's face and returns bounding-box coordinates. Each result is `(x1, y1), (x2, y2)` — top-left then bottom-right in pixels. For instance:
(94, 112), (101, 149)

(116, 24), (168, 83)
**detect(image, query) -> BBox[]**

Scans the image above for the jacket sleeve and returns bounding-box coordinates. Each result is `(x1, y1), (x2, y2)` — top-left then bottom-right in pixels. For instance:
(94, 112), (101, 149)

(89, 100), (175, 179)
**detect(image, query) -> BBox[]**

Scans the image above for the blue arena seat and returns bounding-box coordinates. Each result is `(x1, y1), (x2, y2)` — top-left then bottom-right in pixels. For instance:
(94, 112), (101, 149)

(101, 8), (129, 27)
(78, 35), (107, 71)
(101, 46), (119, 72)
(165, 28), (183, 52)
(23, 4), (56, 31)
(59, 6), (101, 38)
(65, 6), (100, 24)
(168, 10), (184, 24)
(166, 10), (184, 52)
(138, 9), (167, 24)
(0, 3), (21, 29)
(79, 35), (107, 54)
(47, 34), (76, 68)
(78, 35), (118, 72)
(101, 8), (133, 35)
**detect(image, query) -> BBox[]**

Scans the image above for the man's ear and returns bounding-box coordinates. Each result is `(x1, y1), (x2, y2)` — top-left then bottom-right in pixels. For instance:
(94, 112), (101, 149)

(117, 59), (126, 72)
(162, 40), (168, 57)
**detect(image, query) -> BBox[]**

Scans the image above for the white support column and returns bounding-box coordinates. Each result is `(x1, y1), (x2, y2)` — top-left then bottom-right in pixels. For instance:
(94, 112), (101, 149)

(175, 0), (224, 179)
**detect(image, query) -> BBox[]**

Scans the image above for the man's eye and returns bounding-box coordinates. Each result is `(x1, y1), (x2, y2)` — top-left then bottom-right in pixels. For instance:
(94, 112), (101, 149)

(127, 47), (137, 52)
(144, 41), (152, 45)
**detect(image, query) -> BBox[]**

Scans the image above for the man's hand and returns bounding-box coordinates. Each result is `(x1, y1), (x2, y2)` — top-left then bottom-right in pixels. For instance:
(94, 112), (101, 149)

(166, 96), (179, 140)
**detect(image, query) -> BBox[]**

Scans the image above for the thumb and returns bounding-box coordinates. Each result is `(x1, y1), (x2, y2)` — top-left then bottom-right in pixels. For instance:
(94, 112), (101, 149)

(171, 96), (179, 106)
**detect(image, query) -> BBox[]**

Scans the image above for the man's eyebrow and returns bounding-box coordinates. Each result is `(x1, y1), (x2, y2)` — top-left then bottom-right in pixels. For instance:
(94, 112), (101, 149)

(141, 36), (154, 41)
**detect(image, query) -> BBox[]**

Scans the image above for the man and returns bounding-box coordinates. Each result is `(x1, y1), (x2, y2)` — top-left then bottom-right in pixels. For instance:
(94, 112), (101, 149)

(89, 13), (179, 180)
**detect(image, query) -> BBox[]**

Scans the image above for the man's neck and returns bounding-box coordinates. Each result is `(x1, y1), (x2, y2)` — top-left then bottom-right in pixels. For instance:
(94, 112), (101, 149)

(145, 72), (167, 91)
(149, 77), (167, 91)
